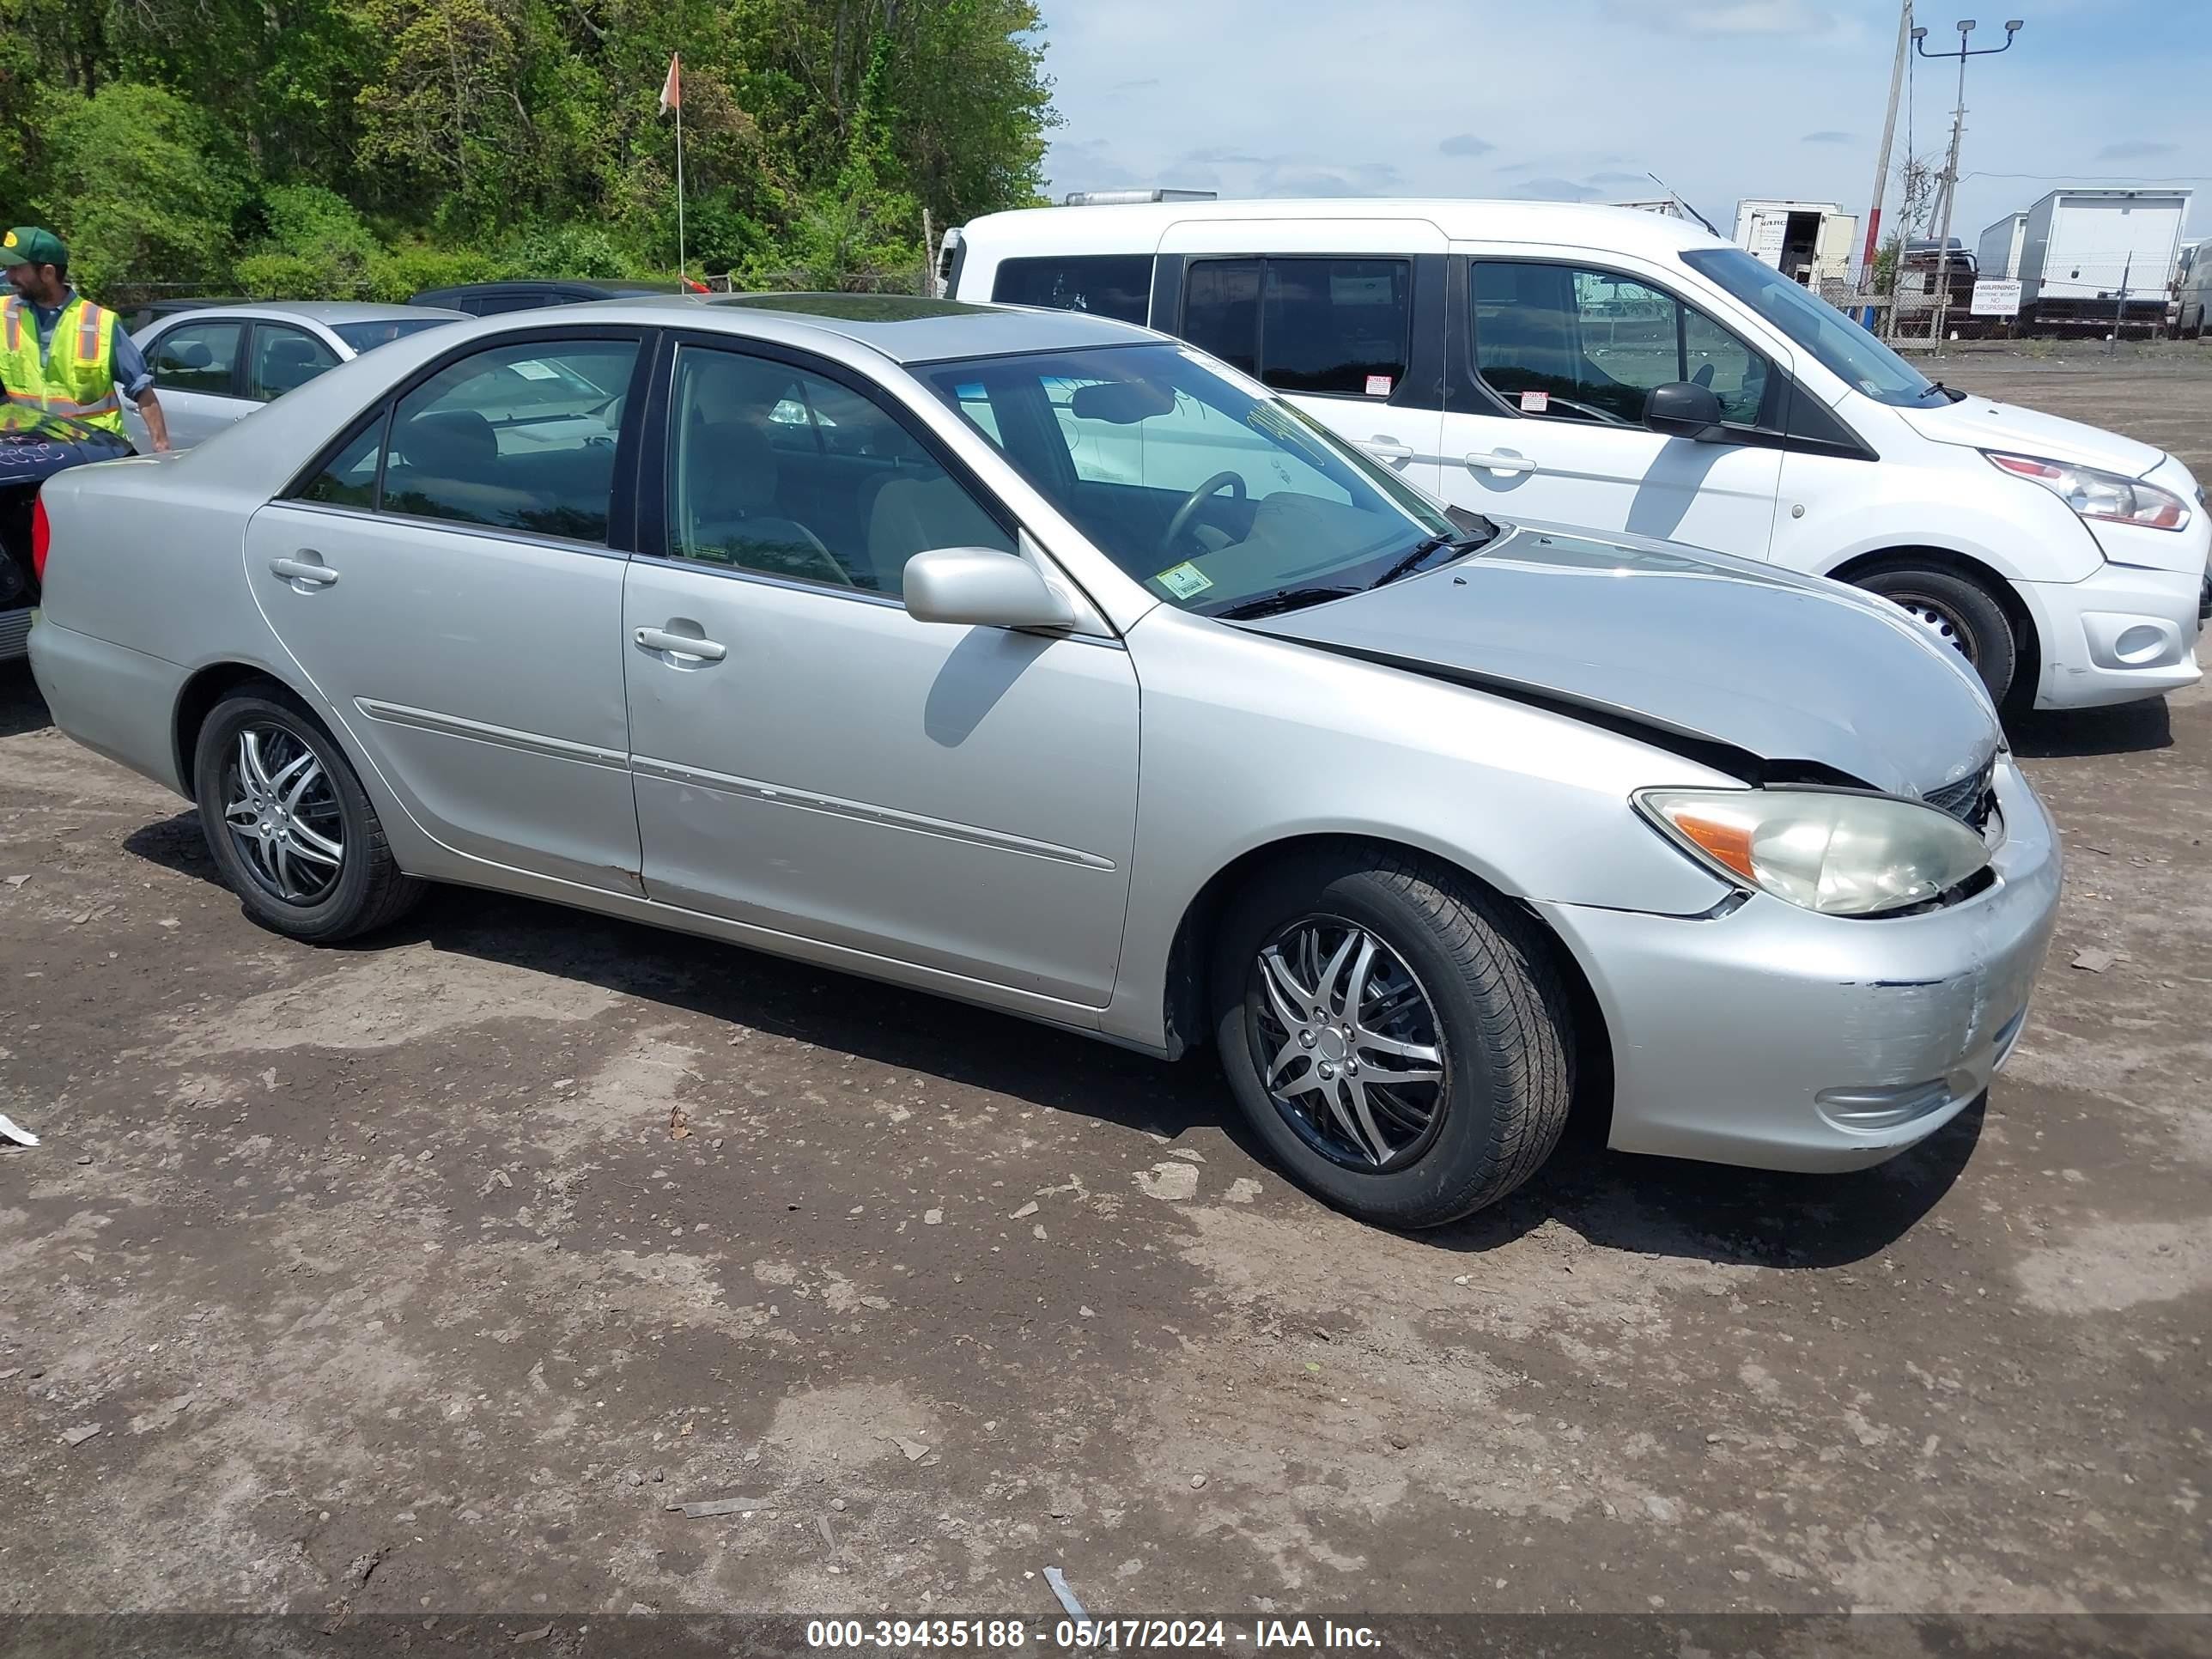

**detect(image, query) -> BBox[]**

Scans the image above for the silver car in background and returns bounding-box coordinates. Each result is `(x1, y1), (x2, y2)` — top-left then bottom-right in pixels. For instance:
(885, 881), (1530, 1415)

(29, 295), (2060, 1227)
(125, 301), (464, 451)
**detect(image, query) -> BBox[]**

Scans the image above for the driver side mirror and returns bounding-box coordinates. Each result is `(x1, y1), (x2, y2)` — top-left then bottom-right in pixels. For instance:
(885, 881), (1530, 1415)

(903, 546), (1078, 631)
(1644, 381), (1728, 442)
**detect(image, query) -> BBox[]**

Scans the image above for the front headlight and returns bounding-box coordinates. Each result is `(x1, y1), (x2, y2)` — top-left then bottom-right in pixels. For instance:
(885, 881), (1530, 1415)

(1635, 787), (1990, 916)
(1985, 451), (2191, 531)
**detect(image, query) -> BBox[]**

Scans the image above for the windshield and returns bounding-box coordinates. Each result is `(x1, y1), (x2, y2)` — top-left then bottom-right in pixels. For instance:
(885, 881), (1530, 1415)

(921, 343), (1469, 614)
(1680, 246), (1946, 408)
(333, 317), (459, 354)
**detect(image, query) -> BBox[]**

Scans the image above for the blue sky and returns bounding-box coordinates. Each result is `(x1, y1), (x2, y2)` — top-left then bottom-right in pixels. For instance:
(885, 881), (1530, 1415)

(1030, 0), (2212, 258)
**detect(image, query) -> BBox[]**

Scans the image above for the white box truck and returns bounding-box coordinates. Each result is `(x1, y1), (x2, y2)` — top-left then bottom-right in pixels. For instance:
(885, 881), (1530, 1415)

(1732, 199), (1858, 285)
(1976, 211), (2029, 281)
(2013, 187), (2192, 331)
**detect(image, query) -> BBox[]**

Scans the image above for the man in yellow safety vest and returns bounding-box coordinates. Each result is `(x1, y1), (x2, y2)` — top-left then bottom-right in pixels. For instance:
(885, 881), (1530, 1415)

(0, 226), (170, 453)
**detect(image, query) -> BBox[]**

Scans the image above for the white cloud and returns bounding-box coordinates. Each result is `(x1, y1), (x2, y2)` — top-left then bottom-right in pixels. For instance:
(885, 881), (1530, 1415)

(1603, 0), (1837, 32)
(1031, 0), (2212, 241)
(1509, 177), (1604, 202)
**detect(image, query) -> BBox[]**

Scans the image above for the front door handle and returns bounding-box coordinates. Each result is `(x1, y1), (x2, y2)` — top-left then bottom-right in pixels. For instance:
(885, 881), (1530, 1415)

(270, 555), (338, 586)
(1465, 451), (1538, 476)
(1363, 436), (1415, 466)
(635, 626), (726, 662)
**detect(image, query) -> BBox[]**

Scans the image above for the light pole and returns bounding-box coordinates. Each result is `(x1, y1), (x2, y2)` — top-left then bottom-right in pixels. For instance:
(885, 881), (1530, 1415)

(1917, 16), (2023, 343)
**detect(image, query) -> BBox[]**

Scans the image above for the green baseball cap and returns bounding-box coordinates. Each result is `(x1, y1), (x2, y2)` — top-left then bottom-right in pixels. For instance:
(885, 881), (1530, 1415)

(0, 227), (67, 269)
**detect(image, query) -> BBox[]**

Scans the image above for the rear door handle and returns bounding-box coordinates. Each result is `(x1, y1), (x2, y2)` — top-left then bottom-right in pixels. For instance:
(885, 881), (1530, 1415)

(1466, 451), (1538, 476)
(1363, 436), (1415, 465)
(270, 555), (338, 586)
(635, 626), (726, 662)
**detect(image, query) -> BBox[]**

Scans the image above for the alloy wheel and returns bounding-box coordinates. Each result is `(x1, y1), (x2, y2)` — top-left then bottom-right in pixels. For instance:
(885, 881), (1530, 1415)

(1248, 916), (1449, 1170)
(222, 724), (345, 905)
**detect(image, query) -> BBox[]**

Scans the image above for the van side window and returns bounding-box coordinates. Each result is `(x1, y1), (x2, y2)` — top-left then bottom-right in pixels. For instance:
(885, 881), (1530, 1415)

(1182, 259), (1261, 376)
(992, 255), (1153, 325)
(1181, 257), (1412, 399)
(1471, 261), (1767, 427)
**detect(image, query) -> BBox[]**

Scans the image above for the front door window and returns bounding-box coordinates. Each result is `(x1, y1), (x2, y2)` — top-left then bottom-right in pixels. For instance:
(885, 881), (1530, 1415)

(1471, 261), (1768, 428)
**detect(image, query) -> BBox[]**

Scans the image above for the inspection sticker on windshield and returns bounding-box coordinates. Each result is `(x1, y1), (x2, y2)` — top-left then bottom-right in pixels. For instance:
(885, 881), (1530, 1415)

(1154, 561), (1214, 600)
(1519, 390), (1549, 413)
(508, 360), (561, 380)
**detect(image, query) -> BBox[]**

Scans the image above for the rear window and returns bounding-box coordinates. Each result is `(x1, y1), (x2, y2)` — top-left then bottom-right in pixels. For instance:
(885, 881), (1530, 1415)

(333, 317), (458, 353)
(991, 255), (1153, 325)
(1181, 256), (1411, 399)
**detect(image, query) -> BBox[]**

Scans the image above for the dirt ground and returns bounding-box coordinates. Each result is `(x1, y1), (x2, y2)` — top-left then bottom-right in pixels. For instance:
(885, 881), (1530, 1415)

(2, 356), (2209, 1632)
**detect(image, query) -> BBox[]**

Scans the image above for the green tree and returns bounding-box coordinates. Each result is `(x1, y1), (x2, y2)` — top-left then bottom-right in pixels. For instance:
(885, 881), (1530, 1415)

(31, 82), (246, 290)
(0, 0), (1057, 288)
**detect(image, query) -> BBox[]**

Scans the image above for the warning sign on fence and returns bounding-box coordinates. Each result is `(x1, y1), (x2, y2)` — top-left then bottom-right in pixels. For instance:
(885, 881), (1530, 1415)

(1972, 279), (2023, 317)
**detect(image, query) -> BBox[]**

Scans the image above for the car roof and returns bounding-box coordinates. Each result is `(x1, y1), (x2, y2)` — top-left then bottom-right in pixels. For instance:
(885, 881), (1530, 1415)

(417, 279), (672, 296)
(527, 291), (1158, 364)
(246, 301), (455, 323)
(955, 197), (1737, 256)
(143, 301), (455, 327)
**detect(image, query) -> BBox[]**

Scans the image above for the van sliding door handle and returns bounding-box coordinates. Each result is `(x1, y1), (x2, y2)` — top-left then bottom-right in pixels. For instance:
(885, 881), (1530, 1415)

(1465, 451), (1538, 476)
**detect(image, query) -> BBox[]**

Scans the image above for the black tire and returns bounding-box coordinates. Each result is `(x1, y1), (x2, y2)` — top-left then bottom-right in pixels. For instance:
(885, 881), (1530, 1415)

(1853, 562), (2019, 707)
(1210, 844), (1574, 1230)
(192, 684), (422, 942)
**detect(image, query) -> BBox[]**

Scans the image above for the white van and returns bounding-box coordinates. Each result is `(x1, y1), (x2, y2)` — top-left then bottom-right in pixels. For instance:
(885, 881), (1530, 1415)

(949, 198), (2209, 710)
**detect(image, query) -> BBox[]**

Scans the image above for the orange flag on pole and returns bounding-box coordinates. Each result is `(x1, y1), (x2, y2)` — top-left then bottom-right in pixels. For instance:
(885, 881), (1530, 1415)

(658, 52), (681, 113)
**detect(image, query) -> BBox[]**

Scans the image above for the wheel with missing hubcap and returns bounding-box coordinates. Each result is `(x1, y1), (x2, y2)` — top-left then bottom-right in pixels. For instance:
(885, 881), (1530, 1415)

(1854, 562), (2018, 708)
(1212, 845), (1575, 1229)
(193, 684), (422, 942)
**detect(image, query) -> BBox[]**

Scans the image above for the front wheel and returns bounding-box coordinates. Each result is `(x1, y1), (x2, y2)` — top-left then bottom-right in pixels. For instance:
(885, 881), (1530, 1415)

(1211, 847), (1575, 1229)
(193, 685), (423, 942)
(1853, 562), (2020, 708)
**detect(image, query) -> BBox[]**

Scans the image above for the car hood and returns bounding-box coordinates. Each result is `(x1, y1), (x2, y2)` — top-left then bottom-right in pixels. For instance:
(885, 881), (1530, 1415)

(1895, 393), (2165, 478)
(1240, 524), (2002, 799)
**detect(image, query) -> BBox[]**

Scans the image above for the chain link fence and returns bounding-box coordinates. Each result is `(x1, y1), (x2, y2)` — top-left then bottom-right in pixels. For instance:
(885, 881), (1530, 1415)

(1799, 254), (2184, 344)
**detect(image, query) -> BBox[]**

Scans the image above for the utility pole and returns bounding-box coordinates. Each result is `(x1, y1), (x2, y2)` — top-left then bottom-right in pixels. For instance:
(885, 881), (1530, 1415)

(1917, 17), (2024, 345)
(2112, 251), (2131, 355)
(1859, 0), (1914, 329)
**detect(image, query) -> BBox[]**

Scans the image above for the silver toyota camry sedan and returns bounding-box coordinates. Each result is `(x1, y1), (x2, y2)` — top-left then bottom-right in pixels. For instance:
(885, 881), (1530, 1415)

(27, 295), (2061, 1228)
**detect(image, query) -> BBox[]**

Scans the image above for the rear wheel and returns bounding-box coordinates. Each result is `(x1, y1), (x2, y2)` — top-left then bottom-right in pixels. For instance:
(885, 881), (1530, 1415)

(1853, 562), (2019, 707)
(1211, 846), (1574, 1229)
(192, 686), (422, 942)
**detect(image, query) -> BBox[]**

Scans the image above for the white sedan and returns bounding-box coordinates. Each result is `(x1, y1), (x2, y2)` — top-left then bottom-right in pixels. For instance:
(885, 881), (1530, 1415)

(125, 301), (463, 451)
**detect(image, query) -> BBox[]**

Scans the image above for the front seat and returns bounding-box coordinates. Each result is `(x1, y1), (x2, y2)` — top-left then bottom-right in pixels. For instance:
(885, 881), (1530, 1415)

(866, 472), (1008, 596)
(683, 417), (845, 586)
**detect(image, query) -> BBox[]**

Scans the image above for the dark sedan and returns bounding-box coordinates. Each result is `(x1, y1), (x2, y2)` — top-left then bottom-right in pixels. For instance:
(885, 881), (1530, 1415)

(1, 412), (131, 660)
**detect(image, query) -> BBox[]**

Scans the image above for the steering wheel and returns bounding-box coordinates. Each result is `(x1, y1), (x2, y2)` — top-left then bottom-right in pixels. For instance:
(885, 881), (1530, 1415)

(784, 527), (856, 589)
(1161, 471), (1247, 555)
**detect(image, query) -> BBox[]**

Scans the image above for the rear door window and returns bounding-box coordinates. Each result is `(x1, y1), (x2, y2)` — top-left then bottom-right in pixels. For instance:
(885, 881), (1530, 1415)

(1260, 258), (1411, 398)
(1181, 259), (1261, 376)
(377, 338), (640, 542)
(1180, 257), (1411, 398)
(247, 323), (340, 401)
(150, 321), (244, 397)
(991, 255), (1154, 325)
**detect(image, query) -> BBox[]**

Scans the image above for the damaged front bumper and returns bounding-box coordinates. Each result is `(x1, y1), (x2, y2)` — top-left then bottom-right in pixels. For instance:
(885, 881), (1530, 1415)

(1535, 756), (2063, 1173)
